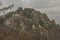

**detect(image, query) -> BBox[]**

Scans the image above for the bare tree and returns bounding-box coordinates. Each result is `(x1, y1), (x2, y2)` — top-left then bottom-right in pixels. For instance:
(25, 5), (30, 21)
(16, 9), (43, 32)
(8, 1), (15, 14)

(0, 4), (14, 15)
(0, 4), (14, 11)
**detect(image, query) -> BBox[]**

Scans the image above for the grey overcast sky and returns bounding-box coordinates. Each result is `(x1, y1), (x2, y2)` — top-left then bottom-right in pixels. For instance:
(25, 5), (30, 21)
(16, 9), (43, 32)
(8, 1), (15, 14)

(0, 0), (60, 24)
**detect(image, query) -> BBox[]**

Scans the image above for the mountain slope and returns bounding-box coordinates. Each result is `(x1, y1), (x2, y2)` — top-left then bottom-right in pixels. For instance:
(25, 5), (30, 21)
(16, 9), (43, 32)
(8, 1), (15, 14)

(0, 7), (60, 40)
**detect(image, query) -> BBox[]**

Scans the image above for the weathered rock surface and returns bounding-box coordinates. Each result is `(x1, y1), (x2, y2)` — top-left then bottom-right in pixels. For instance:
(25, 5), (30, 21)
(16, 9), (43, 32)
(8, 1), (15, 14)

(0, 7), (60, 40)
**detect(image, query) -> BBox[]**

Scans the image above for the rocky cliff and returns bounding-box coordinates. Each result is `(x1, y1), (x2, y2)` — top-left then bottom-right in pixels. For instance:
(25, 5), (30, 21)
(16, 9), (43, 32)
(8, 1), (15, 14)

(0, 7), (60, 40)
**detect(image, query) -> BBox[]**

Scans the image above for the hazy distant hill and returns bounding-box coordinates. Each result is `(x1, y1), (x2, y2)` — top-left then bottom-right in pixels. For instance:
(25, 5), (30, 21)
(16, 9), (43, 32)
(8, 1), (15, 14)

(0, 7), (60, 40)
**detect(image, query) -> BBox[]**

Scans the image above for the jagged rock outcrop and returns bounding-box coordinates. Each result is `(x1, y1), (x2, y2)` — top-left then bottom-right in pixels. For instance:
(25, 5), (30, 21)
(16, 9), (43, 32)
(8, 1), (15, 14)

(0, 7), (60, 40)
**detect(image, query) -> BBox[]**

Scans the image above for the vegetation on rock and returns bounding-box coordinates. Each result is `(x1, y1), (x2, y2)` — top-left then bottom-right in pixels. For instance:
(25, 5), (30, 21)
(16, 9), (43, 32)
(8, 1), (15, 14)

(0, 7), (60, 40)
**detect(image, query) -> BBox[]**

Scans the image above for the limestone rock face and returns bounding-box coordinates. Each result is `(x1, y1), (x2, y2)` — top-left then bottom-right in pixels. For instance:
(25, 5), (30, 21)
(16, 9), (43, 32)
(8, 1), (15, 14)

(0, 7), (60, 40)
